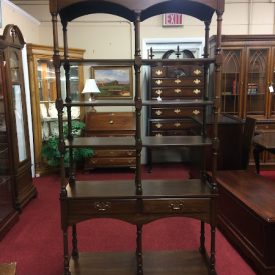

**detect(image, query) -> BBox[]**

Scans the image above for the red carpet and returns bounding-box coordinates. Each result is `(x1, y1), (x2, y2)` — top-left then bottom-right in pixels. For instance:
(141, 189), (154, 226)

(0, 164), (256, 275)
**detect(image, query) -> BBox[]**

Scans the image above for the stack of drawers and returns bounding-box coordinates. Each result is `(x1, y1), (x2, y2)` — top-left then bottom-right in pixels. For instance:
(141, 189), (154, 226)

(84, 112), (136, 170)
(149, 65), (204, 136)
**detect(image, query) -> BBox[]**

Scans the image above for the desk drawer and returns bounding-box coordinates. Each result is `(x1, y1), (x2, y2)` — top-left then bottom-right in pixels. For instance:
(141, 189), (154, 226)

(93, 149), (136, 158)
(152, 77), (203, 87)
(68, 199), (138, 215)
(151, 66), (204, 78)
(143, 199), (210, 214)
(151, 107), (202, 118)
(87, 157), (136, 167)
(152, 87), (202, 98)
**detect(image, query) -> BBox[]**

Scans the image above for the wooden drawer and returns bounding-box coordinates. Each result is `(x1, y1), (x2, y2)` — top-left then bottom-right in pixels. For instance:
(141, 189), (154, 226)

(93, 149), (135, 158)
(143, 199), (210, 214)
(255, 123), (275, 133)
(86, 157), (136, 167)
(151, 87), (202, 98)
(151, 77), (204, 87)
(85, 112), (135, 132)
(151, 107), (202, 118)
(68, 199), (138, 215)
(150, 119), (199, 131)
(151, 66), (204, 78)
(151, 130), (199, 136)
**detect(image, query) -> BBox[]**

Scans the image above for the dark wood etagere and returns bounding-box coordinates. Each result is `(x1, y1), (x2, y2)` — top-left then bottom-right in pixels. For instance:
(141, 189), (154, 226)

(49, 0), (224, 274)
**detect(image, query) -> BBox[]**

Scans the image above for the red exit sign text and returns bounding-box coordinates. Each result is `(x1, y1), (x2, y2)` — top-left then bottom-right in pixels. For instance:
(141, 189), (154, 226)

(163, 13), (183, 26)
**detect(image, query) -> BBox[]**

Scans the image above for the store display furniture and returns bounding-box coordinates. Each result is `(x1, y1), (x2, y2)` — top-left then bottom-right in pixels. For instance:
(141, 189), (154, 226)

(84, 112), (136, 170)
(209, 35), (275, 169)
(214, 170), (275, 275)
(26, 44), (85, 176)
(0, 25), (36, 211)
(49, 0), (224, 274)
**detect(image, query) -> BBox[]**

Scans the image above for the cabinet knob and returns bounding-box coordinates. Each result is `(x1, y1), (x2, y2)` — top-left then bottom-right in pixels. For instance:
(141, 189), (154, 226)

(155, 133), (163, 136)
(109, 120), (114, 124)
(155, 123), (162, 129)
(155, 80), (163, 85)
(193, 89), (201, 95)
(193, 79), (201, 84)
(174, 122), (181, 127)
(155, 70), (163, 76)
(174, 89), (182, 94)
(175, 79), (181, 84)
(155, 89), (163, 95)
(155, 110), (163, 116)
(174, 109), (181, 114)
(193, 109), (200, 115)
(193, 69), (202, 75)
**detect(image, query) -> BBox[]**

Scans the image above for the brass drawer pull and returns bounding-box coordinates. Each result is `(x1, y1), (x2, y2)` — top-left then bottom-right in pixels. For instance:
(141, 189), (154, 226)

(175, 79), (181, 84)
(155, 123), (162, 129)
(174, 109), (181, 114)
(193, 69), (202, 75)
(155, 110), (163, 116)
(127, 151), (133, 156)
(94, 201), (111, 212)
(193, 89), (201, 95)
(169, 201), (184, 211)
(155, 80), (163, 85)
(155, 89), (162, 95)
(155, 70), (163, 76)
(193, 110), (200, 115)
(155, 133), (163, 136)
(109, 120), (114, 124)
(193, 79), (201, 84)
(174, 89), (182, 94)
(174, 122), (181, 127)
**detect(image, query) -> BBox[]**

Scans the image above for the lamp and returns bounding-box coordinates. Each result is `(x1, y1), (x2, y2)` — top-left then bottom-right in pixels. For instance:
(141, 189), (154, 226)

(82, 79), (101, 112)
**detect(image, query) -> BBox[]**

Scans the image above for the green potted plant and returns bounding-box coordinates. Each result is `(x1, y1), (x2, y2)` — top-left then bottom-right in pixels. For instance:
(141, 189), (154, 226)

(41, 120), (93, 169)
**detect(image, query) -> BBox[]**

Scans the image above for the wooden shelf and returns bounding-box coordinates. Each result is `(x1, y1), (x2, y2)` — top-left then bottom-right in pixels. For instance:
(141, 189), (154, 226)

(69, 251), (210, 275)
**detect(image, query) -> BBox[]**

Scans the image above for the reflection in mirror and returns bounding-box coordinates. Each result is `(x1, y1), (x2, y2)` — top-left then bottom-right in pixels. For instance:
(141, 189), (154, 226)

(12, 85), (27, 162)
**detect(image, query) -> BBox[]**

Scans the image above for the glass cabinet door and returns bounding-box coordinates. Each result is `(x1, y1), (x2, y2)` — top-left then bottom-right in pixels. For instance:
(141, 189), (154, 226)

(38, 59), (81, 140)
(269, 48), (275, 117)
(221, 49), (242, 116)
(246, 48), (269, 116)
(10, 50), (28, 163)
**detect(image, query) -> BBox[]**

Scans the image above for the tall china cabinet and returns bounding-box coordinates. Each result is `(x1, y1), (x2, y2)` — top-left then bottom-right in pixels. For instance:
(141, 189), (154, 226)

(0, 25), (36, 211)
(210, 35), (275, 168)
(26, 44), (85, 176)
(49, 0), (224, 274)
(0, 26), (19, 238)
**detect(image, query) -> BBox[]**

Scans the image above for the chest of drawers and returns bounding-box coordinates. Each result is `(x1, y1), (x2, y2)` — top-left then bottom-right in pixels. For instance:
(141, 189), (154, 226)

(84, 112), (136, 170)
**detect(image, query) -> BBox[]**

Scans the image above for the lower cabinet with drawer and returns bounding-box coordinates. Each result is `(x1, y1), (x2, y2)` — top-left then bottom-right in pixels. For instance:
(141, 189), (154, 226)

(84, 112), (136, 170)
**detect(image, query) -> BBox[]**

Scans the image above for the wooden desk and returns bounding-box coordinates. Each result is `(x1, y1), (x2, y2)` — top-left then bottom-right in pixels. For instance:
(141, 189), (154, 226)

(253, 132), (275, 173)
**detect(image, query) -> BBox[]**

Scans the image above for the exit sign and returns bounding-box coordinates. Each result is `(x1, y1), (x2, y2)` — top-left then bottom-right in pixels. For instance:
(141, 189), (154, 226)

(163, 13), (183, 26)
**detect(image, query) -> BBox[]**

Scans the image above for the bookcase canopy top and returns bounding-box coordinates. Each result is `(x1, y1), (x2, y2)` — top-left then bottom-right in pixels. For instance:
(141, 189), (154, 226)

(49, 0), (224, 23)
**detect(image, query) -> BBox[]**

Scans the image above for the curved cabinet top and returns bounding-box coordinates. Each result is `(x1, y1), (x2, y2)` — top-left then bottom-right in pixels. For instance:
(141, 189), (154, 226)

(49, 0), (224, 23)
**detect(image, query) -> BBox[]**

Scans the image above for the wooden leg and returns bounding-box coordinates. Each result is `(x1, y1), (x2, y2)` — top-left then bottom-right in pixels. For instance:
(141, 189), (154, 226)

(136, 224), (143, 275)
(72, 224), (79, 258)
(209, 225), (216, 275)
(63, 229), (71, 275)
(253, 145), (263, 174)
(199, 221), (205, 254)
(146, 148), (152, 173)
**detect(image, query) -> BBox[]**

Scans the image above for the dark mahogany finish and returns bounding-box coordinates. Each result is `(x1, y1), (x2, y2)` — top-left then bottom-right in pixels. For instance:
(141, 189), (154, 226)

(49, 0), (224, 274)
(215, 170), (275, 275)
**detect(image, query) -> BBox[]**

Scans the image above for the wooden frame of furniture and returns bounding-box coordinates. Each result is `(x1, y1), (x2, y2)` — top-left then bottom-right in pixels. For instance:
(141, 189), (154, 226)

(49, 0), (224, 274)
(0, 25), (36, 211)
(209, 35), (275, 169)
(26, 44), (85, 176)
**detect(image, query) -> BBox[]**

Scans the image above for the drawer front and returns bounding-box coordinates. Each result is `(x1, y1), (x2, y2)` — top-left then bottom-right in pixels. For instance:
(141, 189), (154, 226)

(85, 112), (135, 132)
(150, 120), (199, 131)
(151, 107), (202, 118)
(151, 66), (204, 78)
(93, 149), (136, 158)
(69, 199), (138, 215)
(151, 77), (204, 87)
(87, 157), (136, 167)
(151, 87), (202, 98)
(255, 123), (275, 132)
(143, 199), (210, 214)
(151, 130), (199, 136)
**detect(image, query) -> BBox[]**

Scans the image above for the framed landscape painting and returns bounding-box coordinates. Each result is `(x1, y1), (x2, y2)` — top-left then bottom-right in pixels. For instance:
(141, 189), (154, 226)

(91, 66), (133, 99)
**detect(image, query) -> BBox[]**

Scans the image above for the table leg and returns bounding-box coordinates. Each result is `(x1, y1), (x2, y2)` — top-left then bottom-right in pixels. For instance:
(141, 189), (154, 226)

(253, 145), (263, 174)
